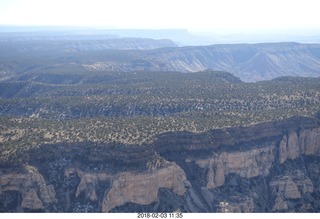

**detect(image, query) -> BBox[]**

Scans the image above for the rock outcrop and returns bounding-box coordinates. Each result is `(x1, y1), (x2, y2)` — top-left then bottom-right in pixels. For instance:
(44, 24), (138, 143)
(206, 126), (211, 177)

(279, 127), (320, 163)
(218, 197), (254, 213)
(270, 176), (301, 200)
(1, 117), (320, 212)
(190, 127), (320, 190)
(65, 168), (112, 202)
(0, 166), (56, 211)
(195, 145), (275, 189)
(272, 195), (288, 211)
(21, 189), (44, 210)
(102, 163), (188, 212)
(269, 173), (315, 212)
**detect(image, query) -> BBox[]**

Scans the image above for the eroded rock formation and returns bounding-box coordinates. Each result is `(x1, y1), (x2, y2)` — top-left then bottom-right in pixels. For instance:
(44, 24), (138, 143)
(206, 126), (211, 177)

(195, 145), (275, 189)
(65, 168), (112, 202)
(102, 163), (187, 212)
(1, 116), (320, 212)
(279, 128), (320, 163)
(0, 166), (56, 211)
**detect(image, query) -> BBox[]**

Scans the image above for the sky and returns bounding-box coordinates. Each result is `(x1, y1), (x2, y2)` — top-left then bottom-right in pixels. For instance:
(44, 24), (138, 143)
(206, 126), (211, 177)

(0, 0), (319, 34)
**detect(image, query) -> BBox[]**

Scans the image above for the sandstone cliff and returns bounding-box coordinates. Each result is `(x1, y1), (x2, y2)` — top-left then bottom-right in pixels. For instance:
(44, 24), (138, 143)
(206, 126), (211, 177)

(102, 163), (187, 212)
(279, 128), (320, 163)
(191, 127), (320, 191)
(1, 116), (320, 212)
(64, 168), (112, 202)
(0, 165), (56, 212)
(195, 145), (275, 189)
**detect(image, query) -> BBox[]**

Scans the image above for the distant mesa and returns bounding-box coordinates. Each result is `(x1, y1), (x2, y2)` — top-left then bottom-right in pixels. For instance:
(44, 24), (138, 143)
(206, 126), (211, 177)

(1, 36), (319, 81)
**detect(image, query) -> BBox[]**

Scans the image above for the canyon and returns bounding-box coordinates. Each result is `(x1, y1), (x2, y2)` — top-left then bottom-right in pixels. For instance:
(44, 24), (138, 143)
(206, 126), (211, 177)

(1, 116), (320, 212)
(1, 41), (320, 82)
(1, 32), (320, 213)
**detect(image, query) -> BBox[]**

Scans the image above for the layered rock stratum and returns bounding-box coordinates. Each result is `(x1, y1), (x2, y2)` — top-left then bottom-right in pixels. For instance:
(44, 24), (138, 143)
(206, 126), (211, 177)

(1, 116), (320, 212)
(2, 42), (320, 82)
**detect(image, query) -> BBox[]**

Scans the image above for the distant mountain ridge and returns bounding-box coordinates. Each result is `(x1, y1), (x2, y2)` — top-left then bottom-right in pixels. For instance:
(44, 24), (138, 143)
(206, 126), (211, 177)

(71, 42), (320, 81)
(0, 37), (178, 50)
(1, 39), (320, 81)
(134, 42), (320, 81)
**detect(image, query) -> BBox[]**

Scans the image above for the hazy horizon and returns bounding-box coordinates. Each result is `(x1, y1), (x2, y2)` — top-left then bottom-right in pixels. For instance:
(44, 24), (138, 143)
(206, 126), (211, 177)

(1, 25), (319, 45)
(1, 0), (319, 33)
(1, 0), (320, 45)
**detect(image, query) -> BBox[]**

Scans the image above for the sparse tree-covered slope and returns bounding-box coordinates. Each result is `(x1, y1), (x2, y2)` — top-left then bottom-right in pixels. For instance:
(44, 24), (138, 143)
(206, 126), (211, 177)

(0, 70), (319, 162)
(1, 36), (320, 213)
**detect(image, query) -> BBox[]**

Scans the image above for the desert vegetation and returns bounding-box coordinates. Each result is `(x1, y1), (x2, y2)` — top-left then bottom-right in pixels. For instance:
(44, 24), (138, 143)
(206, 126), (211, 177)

(0, 70), (319, 162)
